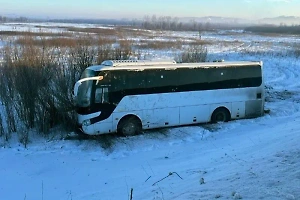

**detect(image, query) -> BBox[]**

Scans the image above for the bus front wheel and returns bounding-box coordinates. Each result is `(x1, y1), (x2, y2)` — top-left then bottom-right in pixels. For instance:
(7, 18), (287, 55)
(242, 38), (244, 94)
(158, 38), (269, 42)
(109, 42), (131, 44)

(117, 116), (142, 136)
(211, 107), (230, 123)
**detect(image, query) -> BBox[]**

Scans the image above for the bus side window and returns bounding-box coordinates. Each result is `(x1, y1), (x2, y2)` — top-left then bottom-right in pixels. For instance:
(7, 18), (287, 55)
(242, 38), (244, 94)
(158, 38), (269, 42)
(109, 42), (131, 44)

(103, 88), (109, 103)
(112, 71), (126, 91)
(95, 88), (103, 103)
(126, 70), (146, 89)
(95, 87), (109, 103)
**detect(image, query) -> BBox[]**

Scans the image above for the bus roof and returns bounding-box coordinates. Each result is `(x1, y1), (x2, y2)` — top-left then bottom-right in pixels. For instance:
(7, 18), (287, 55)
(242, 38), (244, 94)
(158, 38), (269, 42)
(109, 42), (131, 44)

(101, 59), (177, 67)
(86, 60), (263, 72)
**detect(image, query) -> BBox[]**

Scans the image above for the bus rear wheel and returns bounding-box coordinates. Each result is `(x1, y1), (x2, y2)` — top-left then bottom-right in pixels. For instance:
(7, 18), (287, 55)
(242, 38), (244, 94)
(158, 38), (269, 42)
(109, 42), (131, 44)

(117, 116), (142, 136)
(211, 107), (230, 123)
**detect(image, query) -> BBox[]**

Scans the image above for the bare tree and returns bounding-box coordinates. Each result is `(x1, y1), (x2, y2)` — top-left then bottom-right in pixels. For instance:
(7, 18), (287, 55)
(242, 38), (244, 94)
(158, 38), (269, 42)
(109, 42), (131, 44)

(178, 45), (207, 63)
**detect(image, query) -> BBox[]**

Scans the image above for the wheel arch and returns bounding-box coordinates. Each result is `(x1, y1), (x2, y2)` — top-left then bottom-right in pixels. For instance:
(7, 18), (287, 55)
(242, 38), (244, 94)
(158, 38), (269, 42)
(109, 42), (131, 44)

(210, 106), (231, 122)
(116, 114), (142, 131)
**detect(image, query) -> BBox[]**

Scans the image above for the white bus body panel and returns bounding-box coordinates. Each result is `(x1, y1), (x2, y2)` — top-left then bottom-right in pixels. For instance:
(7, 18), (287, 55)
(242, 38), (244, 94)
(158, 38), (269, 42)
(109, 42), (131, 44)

(81, 87), (263, 135)
(179, 105), (210, 125)
(231, 101), (246, 119)
(101, 87), (261, 133)
(82, 116), (113, 135)
(143, 107), (180, 129)
(78, 111), (101, 124)
(116, 88), (259, 110)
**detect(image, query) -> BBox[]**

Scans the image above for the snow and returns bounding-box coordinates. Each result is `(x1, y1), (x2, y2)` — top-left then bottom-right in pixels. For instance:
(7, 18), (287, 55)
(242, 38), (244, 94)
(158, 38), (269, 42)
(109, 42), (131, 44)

(1, 24), (300, 200)
(1, 115), (300, 200)
(0, 22), (112, 33)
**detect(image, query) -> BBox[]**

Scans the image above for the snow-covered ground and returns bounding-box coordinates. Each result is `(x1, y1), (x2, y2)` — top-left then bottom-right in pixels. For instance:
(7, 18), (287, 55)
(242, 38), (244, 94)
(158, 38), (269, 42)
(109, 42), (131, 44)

(1, 115), (299, 200)
(0, 22), (112, 33)
(0, 24), (300, 200)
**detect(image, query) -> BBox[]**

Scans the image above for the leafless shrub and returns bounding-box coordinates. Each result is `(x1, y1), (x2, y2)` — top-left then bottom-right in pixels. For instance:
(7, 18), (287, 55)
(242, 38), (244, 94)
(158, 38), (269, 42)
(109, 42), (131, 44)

(111, 47), (131, 60)
(96, 36), (115, 46)
(16, 37), (77, 47)
(67, 27), (118, 36)
(96, 45), (112, 64)
(5, 36), (56, 130)
(177, 45), (207, 63)
(0, 111), (11, 144)
(18, 128), (30, 148)
(0, 35), (78, 137)
(0, 52), (17, 135)
(0, 112), (4, 137)
(117, 27), (151, 38)
(96, 45), (132, 64)
(133, 37), (210, 51)
(293, 47), (300, 57)
(0, 32), (130, 141)
(66, 26), (152, 39)
(189, 39), (211, 46)
(68, 35), (96, 71)
(49, 65), (78, 131)
(0, 31), (72, 37)
(137, 39), (182, 50)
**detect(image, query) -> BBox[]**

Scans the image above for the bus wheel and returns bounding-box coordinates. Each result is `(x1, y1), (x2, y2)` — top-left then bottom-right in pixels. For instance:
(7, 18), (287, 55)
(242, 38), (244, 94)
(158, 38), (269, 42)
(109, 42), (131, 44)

(117, 116), (142, 136)
(211, 107), (230, 123)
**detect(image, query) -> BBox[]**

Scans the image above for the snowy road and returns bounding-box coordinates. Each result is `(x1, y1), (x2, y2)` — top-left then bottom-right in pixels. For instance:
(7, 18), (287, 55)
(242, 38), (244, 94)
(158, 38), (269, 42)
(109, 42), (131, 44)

(1, 106), (300, 200)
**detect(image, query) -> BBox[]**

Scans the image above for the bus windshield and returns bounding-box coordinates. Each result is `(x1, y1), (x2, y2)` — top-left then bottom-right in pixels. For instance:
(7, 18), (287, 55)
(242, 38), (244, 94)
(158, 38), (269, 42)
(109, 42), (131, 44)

(77, 80), (93, 107)
(80, 69), (96, 79)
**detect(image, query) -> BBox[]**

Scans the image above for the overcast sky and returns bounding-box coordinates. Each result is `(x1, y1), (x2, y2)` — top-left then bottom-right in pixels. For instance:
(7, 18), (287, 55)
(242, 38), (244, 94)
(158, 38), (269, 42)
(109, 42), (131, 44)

(1, 0), (299, 19)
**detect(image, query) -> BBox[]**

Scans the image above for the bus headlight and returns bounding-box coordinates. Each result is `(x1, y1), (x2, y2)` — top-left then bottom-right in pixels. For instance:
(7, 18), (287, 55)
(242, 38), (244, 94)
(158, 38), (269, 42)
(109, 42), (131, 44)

(82, 119), (91, 126)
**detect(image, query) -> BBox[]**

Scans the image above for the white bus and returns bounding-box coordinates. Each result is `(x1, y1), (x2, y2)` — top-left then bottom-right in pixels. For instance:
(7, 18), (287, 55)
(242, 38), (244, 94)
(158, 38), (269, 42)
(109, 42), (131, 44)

(73, 60), (264, 136)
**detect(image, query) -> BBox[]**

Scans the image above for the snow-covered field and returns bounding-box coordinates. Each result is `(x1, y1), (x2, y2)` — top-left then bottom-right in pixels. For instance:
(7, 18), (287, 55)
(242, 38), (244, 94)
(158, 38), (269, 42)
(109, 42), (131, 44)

(0, 22), (112, 33)
(0, 24), (300, 200)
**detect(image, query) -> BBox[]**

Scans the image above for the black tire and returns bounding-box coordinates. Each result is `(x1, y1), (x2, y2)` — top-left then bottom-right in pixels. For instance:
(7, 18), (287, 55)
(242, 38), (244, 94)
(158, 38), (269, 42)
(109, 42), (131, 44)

(117, 116), (142, 136)
(211, 108), (230, 123)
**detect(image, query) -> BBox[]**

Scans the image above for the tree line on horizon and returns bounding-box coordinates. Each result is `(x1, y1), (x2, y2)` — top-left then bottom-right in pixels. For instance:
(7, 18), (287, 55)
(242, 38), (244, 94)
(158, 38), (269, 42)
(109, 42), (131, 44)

(1, 14), (300, 34)
(245, 25), (300, 35)
(0, 15), (28, 22)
